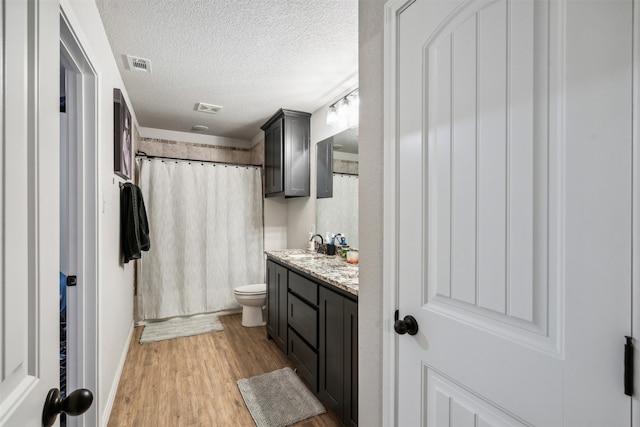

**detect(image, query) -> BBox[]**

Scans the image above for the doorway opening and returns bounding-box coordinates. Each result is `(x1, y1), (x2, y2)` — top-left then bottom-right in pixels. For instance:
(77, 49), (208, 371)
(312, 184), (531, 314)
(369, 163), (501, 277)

(59, 61), (69, 425)
(60, 10), (99, 427)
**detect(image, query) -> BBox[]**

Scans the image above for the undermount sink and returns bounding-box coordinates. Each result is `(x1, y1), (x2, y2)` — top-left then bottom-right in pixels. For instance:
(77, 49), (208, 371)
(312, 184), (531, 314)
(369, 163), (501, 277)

(288, 253), (315, 259)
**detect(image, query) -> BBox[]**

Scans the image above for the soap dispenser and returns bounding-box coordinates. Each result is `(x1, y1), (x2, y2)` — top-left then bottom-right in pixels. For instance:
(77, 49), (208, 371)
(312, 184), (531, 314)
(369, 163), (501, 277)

(308, 232), (315, 251)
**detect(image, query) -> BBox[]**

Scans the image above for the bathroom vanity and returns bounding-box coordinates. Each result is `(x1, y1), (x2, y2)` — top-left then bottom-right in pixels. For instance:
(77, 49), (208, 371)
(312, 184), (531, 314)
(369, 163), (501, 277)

(265, 249), (358, 427)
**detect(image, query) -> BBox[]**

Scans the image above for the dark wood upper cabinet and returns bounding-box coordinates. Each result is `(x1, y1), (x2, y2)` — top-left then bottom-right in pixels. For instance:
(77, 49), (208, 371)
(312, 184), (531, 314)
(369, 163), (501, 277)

(262, 109), (311, 197)
(316, 137), (333, 199)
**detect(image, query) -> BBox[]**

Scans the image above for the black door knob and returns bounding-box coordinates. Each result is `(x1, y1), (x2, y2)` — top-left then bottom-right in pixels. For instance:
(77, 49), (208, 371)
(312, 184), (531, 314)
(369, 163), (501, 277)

(394, 314), (419, 336)
(42, 388), (93, 427)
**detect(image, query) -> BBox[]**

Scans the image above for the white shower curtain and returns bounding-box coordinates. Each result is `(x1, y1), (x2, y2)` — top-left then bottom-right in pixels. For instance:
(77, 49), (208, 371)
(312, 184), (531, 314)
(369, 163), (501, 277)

(136, 159), (264, 321)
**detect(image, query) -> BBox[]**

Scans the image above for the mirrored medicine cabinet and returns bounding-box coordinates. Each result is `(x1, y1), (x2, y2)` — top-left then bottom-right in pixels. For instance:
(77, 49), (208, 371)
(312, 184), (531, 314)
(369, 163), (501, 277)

(315, 126), (359, 248)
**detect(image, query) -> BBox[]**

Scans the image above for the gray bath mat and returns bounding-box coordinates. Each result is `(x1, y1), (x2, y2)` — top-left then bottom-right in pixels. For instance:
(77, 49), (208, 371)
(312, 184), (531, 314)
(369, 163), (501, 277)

(237, 367), (326, 427)
(140, 313), (223, 343)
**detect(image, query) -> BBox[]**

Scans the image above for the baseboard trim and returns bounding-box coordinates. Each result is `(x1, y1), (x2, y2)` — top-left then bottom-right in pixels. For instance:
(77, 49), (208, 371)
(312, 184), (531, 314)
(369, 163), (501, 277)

(101, 322), (134, 426)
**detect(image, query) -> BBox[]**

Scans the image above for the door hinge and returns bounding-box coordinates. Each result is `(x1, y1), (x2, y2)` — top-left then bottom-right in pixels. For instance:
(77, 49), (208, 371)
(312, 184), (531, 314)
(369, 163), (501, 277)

(625, 335), (634, 396)
(66, 275), (77, 287)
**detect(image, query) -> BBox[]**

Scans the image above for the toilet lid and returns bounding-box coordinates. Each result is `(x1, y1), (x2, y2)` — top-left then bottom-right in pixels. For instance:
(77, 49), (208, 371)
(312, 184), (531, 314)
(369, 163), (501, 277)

(235, 283), (266, 295)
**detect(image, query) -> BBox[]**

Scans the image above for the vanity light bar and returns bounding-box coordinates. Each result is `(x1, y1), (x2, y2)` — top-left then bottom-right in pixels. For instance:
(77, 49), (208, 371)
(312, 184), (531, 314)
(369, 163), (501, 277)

(329, 88), (359, 111)
(327, 88), (359, 126)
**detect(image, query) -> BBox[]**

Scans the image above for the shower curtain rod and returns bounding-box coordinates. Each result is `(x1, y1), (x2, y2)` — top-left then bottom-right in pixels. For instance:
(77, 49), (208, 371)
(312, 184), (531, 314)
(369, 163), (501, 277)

(334, 171), (359, 177)
(135, 151), (262, 169)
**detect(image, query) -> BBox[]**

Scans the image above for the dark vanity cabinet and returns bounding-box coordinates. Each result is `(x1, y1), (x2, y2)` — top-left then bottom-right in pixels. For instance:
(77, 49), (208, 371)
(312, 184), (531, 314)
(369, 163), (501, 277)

(316, 138), (333, 198)
(266, 260), (288, 354)
(266, 257), (358, 426)
(262, 109), (311, 197)
(319, 287), (358, 426)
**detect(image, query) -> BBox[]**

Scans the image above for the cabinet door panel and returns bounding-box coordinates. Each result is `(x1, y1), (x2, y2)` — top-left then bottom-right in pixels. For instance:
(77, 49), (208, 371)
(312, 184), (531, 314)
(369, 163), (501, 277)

(344, 298), (358, 426)
(265, 119), (283, 194)
(319, 287), (345, 419)
(289, 271), (318, 305)
(284, 114), (310, 196)
(289, 293), (318, 347)
(276, 263), (288, 352)
(289, 327), (318, 390)
(317, 138), (333, 198)
(267, 260), (288, 353)
(266, 260), (277, 340)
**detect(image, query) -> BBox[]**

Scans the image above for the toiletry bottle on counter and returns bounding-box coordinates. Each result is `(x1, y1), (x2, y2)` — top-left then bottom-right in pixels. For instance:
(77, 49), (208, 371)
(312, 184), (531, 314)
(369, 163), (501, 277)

(308, 232), (315, 251)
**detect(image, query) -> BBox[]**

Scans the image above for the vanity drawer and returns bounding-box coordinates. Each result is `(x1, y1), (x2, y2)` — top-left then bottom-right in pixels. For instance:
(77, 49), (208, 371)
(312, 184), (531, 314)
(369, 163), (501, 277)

(288, 271), (318, 305)
(288, 293), (318, 348)
(288, 327), (318, 391)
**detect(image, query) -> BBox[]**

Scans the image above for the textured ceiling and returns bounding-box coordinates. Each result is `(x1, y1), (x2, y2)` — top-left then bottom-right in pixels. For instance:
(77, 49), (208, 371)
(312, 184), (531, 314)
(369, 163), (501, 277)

(95, 0), (358, 141)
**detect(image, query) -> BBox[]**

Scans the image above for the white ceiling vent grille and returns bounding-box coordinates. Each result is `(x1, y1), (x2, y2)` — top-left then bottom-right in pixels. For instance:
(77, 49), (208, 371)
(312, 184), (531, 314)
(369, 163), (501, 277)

(126, 55), (152, 73)
(196, 103), (223, 114)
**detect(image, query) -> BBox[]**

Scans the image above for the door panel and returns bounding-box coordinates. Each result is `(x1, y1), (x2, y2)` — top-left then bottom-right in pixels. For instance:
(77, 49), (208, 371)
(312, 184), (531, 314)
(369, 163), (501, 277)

(427, 368), (529, 427)
(425, 0), (550, 344)
(3, 0), (30, 391)
(396, 0), (632, 425)
(0, 0), (59, 425)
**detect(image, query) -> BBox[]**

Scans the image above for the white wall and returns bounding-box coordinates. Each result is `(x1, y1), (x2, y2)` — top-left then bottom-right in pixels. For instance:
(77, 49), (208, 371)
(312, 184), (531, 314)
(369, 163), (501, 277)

(63, 1), (137, 424)
(358, 0), (385, 425)
(264, 197), (289, 250)
(138, 126), (251, 148)
(248, 131), (290, 253)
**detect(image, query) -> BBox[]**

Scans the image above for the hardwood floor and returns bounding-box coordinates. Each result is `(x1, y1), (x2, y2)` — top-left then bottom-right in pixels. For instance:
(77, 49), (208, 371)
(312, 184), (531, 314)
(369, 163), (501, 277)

(107, 313), (342, 427)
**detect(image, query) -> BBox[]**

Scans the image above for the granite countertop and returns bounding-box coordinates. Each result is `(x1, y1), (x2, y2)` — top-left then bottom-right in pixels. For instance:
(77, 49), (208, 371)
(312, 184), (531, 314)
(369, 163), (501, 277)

(265, 249), (359, 296)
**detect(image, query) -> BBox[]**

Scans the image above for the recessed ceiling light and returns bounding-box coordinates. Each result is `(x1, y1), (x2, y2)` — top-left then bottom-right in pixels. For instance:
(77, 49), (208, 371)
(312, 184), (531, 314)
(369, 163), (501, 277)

(192, 124), (209, 131)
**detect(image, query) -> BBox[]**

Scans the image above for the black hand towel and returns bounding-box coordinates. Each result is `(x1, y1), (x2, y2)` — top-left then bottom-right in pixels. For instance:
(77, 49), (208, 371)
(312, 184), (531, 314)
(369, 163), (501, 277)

(120, 183), (150, 263)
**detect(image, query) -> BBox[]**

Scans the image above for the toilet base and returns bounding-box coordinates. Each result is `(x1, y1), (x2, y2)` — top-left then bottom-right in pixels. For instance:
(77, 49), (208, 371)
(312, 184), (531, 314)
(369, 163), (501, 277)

(241, 305), (266, 327)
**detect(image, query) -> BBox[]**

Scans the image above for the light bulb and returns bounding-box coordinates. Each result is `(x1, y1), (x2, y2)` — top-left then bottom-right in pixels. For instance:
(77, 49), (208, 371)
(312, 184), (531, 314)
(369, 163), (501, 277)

(336, 98), (350, 115)
(326, 106), (337, 125)
(350, 92), (359, 110)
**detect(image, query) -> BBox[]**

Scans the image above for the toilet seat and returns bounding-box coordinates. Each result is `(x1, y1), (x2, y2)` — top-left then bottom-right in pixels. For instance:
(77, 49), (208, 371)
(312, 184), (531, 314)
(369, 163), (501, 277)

(234, 283), (266, 295)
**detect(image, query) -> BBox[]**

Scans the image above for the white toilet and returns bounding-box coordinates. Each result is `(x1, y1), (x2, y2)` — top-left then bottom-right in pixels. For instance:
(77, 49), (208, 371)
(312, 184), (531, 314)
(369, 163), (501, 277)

(233, 283), (267, 327)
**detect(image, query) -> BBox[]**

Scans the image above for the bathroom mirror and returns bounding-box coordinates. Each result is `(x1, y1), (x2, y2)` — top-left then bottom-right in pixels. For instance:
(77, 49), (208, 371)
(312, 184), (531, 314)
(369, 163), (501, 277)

(316, 126), (358, 248)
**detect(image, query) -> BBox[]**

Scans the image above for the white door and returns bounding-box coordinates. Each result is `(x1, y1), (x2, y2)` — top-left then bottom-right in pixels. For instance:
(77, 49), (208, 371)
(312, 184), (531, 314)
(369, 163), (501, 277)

(1, 0), (60, 425)
(393, 0), (633, 425)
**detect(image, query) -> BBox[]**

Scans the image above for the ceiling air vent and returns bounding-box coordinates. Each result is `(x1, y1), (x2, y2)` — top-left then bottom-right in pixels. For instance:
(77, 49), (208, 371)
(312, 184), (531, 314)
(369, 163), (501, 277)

(196, 103), (223, 114)
(126, 55), (152, 73)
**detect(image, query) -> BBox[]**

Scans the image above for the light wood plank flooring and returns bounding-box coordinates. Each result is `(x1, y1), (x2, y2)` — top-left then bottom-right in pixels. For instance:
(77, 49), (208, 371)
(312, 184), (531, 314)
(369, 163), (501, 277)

(107, 313), (341, 427)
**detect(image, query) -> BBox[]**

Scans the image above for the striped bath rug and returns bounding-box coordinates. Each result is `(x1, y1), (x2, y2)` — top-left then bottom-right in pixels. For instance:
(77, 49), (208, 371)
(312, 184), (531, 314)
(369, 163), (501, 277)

(139, 313), (223, 343)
